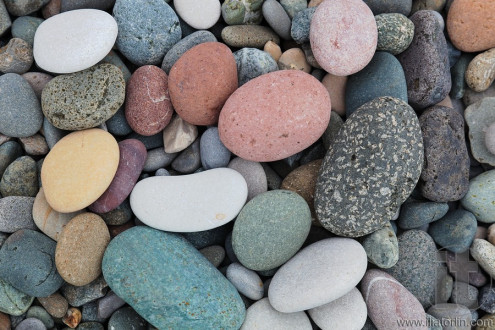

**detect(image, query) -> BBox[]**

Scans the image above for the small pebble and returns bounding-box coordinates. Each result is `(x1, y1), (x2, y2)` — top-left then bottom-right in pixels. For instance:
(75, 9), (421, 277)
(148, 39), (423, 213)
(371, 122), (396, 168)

(262, 0), (291, 41)
(465, 48), (495, 93)
(228, 157), (267, 201)
(170, 138), (201, 173)
(11, 16), (44, 46)
(107, 307), (147, 330)
(61, 277), (109, 307)
(428, 210), (477, 253)
(96, 291), (126, 320)
(18, 134), (49, 156)
(63, 307), (82, 328)
(362, 222), (399, 269)
(221, 25), (280, 48)
(241, 298), (311, 330)
(277, 48), (310, 72)
(375, 13), (414, 55)
(15, 318), (46, 330)
(0, 155), (38, 197)
(321, 73), (347, 116)
(470, 239), (495, 279)
(37, 293), (68, 319)
(234, 47), (278, 86)
(0, 37), (33, 74)
(221, 0), (264, 25)
(263, 40), (282, 61)
(397, 201), (449, 230)
(199, 245), (225, 268)
(200, 127), (231, 169)
(26, 306), (54, 329)
(226, 262), (264, 300)
(173, 0), (220, 30)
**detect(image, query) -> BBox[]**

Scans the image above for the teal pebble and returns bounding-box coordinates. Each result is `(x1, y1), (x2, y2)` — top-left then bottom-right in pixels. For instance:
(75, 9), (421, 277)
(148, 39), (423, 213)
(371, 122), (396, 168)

(280, 0), (307, 18)
(461, 169), (495, 223)
(362, 222), (399, 269)
(398, 201), (449, 229)
(108, 307), (146, 330)
(0, 277), (33, 316)
(102, 226), (246, 329)
(26, 306), (54, 329)
(290, 7), (315, 44)
(11, 16), (43, 46)
(428, 210), (477, 253)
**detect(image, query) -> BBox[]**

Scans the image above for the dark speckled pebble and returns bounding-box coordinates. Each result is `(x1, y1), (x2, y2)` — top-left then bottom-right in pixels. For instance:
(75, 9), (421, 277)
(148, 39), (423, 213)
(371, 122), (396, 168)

(428, 210), (477, 253)
(290, 7), (315, 44)
(363, 0), (412, 15)
(200, 127), (231, 169)
(419, 105), (469, 202)
(345, 51), (408, 116)
(479, 287), (495, 314)
(60, 0), (115, 12)
(397, 10), (451, 110)
(161, 30), (217, 74)
(81, 301), (105, 323)
(0, 196), (36, 233)
(315, 97), (423, 237)
(0, 156), (38, 197)
(171, 138), (201, 174)
(398, 201), (449, 229)
(61, 277), (108, 307)
(106, 107), (132, 136)
(77, 321), (105, 330)
(450, 53), (474, 100)
(233, 48), (278, 86)
(107, 307), (146, 330)
(386, 230), (437, 308)
(98, 199), (132, 226)
(182, 223), (231, 250)
(127, 132), (163, 150)
(375, 13), (414, 55)
(0, 141), (22, 178)
(0, 229), (64, 297)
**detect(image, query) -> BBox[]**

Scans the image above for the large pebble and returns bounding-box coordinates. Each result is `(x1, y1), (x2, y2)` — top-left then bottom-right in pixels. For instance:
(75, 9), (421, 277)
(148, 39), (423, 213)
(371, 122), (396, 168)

(241, 298), (311, 330)
(447, 0), (495, 52)
(125, 65), (173, 136)
(0, 229), (64, 297)
(161, 30), (217, 74)
(315, 97), (423, 237)
(0, 276), (33, 316)
(362, 269), (427, 330)
(345, 51), (407, 116)
(465, 48), (495, 93)
(221, 25), (280, 48)
(375, 13), (414, 55)
(310, 0), (377, 76)
(42, 64), (125, 131)
(308, 287), (367, 330)
(419, 105), (470, 201)
(219, 70), (330, 162)
(41, 129), (119, 213)
(113, 0), (181, 66)
(428, 210), (477, 253)
(169, 42), (237, 126)
(33, 9), (117, 73)
(131, 168), (247, 232)
(89, 139), (146, 213)
(0, 38), (33, 74)
(0, 155), (38, 197)
(55, 213), (110, 286)
(233, 47), (278, 86)
(397, 10), (451, 110)
(0, 73), (43, 138)
(0, 196), (36, 233)
(173, 0), (220, 29)
(232, 190), (311, 271)
(32, 188), (82, 241)
(465, 98), (495, 165)
(461, 169), (495, 223)
(268, 238), (367, 313)
(102, 226), (245, 329)
(386, 230), (437, 308)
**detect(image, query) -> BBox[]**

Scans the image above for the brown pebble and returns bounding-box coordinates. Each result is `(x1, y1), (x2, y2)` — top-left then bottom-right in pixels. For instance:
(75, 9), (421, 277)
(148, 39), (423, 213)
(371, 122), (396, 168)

(308, 0), (323, 7)
(108, 220), (135, 238)
(21, 72), (53, 100)
(42, 0), (61, 18)
(0, 134), (11, 146)
(0, 38), (33, 74)
(465, 48), (495, 92)
(38, 293), (69, 319)
(278, 48), (311, 73)
(281, 159), (323, 223)
(487, 224), (495, 245)
(264, 41), (282, 62)
(63, 307), (81, 328)
(19, 134), (49, 156)
(437, 95), (453, 108)
(0, 311), (10, 330)
(321, 73), (347, 116)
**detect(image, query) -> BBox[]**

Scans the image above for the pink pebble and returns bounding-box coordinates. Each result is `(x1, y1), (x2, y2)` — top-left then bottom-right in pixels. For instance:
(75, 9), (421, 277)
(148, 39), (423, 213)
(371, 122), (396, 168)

(310, 0), (377, 76)
(218, 70), (331, 162)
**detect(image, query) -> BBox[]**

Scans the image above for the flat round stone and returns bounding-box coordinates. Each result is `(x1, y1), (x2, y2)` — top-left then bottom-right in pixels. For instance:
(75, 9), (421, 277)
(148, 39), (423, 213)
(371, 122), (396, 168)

(41, 128), (119, 213)
(33, 9), (117, 73)
(130, 168), (247, 232)
(173, 0), (220, 29)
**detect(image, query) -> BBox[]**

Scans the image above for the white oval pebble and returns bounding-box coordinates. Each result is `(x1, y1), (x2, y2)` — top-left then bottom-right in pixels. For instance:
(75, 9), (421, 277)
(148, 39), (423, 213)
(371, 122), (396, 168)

(226, 263), (264, 301)
(308, 287), (367, 330)
(173, 0), (221, 30)
(130, 168), (248, 232)
(268, 238), (367, 313)
(33, 9), (118, 74)
(240, 298), (312, 330)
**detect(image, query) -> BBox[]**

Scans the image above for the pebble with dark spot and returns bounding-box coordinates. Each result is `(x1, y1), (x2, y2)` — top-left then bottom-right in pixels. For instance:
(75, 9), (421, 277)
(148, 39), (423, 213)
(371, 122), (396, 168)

(419, 105), (470, 202)
(315, 97), (423, 237)
(0, 156), (38, 197)
(375, 13), (414, 55)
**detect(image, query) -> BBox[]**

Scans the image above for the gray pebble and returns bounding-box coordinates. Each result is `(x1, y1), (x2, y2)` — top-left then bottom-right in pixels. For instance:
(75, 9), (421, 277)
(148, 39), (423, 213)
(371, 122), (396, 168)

(82, 301), (106, 323)
(61, 0), (115, 12)
(199, 245), (225, 268)
(362, 222), (399, 269)
(61, 277), (108, 307)
(398, 201), (449, 230)
(228, 157), (267, 201)
(262, 0), (291, 40)
(280, 0), (306, 19)
(260, 163), (281, 190)
(0, 156), (38, 197)
(0, 141), (22, 178)
(11, 16), (43, 47)
(171, 138), (201, 174)
(107, 307), (147, 330)
(226, 262), (264, 300)
(14, 317), (46, 330)
(0, 196), (36, 233)
(143, 148), (178, 172)
(97, 291), (126, 320)
(0, 0), (11, 37)
(450, 282), (478, 309)
(154, 168), (170, 176)
(127, 131), (164, 150)
(0, 38), (33, 74)
(4, 0), (49, 16)
(233, 47), (278, 86)
(200, 127), (231, 170)
(106, 107), (132, 136)
(290, 7), (315, 44)
(26, 306), (53, 329)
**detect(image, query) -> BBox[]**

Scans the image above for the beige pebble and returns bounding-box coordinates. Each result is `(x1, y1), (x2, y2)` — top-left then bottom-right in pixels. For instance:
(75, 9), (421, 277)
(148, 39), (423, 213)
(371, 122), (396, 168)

(321, 73), (347, 116)
(278, 48), (311, 73)
(55, 212), (110, 286)
(470, 239), (495, 279)
(32, 187), (83, 241)
(465, 48), (495, 92)
(63, 307), (81, 328)
(42, 0), (61, 19)
(38, 293), (69, 319)
(264, 40), (282, 62)
(162, 115), (198, 153)
(308, 0), (323, 7)
(487, 224), (495, 245)
(19, 134), (49, 156)
(437, 95), (453, 108)
(0, 134), (11, 146)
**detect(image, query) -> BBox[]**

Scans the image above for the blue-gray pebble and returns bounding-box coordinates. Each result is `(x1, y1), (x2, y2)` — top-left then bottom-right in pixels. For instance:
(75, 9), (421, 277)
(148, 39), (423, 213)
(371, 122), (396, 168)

(0, 73), (43, 138)
(11, 16), (43, 46)
(106, 107), (132, 136)
(234, 48), (278, 86)
(171, 138), (201, 174)
(26, 306), (54, 329)
(14, 317), (45, 330)
(61, 0), (115, 11)
(102, 226), (246, 329)
(428, 210), (477, 253)
(262, 0), (291, 40)
(107, 307), (146, 330)
(113, 0), (181, 65)
(346, 51), (408, 116)
(363, 0), (412, 15)
(161, 30), (217, 74)
(0, 277), (33, 316)
(398, 201), (449, 229)
(0, 141), (22, 178)
(290, 7), (315, 44)
(200, 127), (231, 169)
(0, 229), (64, 297)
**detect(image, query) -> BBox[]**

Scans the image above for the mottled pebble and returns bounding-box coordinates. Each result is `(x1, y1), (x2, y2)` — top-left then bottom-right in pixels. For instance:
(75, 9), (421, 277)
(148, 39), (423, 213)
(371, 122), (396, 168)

(221, 25), (280, 48)
(0, 156), (38, 197)
(428, 210), (477, 253)
(0, 38), (33, 74)
(0, 196), (36, 233)
(362, 222), (399, 268)
(234, 47), (278, 86)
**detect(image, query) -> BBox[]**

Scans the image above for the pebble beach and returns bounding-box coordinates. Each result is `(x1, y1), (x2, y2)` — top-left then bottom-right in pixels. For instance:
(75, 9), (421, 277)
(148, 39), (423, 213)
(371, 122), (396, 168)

(0, 0), (494, 329)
